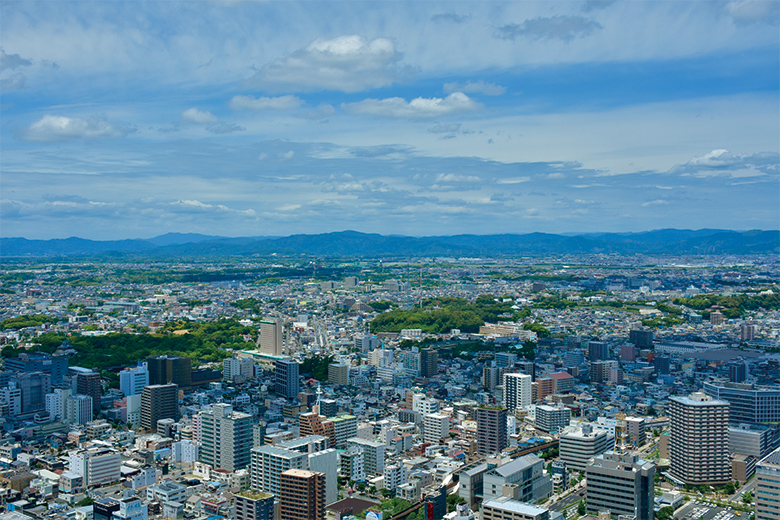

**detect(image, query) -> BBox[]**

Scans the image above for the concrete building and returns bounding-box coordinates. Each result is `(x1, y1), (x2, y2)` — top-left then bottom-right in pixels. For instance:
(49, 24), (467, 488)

(330, 415), (357, 448)
(275, 359), (299, 399)
(483, 455), (552, 503)
(280, 469), (325, 520)
(756, 447), (780, 520)
(198, 403), (253, 471)
(559, 423), (615, 472)
(588, 341), (609, 361)
(260, 318), (284, 356)
(65, 394), (93, 425)
(346, 438), (385, 476)
(669, 392), (731, 485)
(585, 452), (655, 520)
(11, 371), (51, 414)
(702, 382), (780, 425)
(45, 387), (71, 421)
(74, 369), (101, 413)
(250, 445), (307, 496)
(420, 349), (438, 378)
(119, 363), (149, 397)
(5, 352), (68, 385)
(68, 447), (121, 487)
(234, 491), (274, 520)
(147, 355), (191, 387)
(503, 373), (532, 413)
(476, 406), (508, 455)
(384, 463), (408, 492)
(340, 446), (365, 481)
(535, 405), (571, 434)
(113, 497), (148, 520)
(140, 384), (178, 431)
(327, 363), (349, 386)
(424, 413), (450, 444)
(729, 423), (777, 459)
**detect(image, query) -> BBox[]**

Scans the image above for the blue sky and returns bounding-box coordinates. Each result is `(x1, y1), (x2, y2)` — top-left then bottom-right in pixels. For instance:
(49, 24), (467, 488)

(1, 0), (778, 240)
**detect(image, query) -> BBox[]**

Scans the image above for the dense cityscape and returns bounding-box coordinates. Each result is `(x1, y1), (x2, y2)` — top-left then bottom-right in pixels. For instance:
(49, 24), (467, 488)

(0, 252), (778, 520)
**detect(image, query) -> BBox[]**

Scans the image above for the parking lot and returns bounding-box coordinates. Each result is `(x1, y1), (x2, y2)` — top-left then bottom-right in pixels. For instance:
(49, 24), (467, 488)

(674, 501), (737, 520)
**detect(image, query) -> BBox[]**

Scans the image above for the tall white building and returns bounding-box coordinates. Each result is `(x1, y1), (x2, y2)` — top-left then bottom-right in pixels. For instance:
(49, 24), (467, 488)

(384, 463), (408, 492)
(68, 447), (121, 486)
(119, 363), (149, 397)
(250, 445), (307, 496)
(198, 403), (253, 471)
(413, 394), (440, 415)
(424, 413), (450, 444)
(368, 348), (394, 367)
(260, 318), (283, 356)
(756, 447), (780, 520)
(559, 423), (615, 472)
(45, 388), (71, 421)
(308, 448), (338, 505)
(66, 394), (93, 425)
(0, 384), (22, 417)
(503, 373), (532, 412)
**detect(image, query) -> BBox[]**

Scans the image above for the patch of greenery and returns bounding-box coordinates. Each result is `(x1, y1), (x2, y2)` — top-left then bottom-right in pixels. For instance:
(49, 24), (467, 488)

(300, 355), (335, 381)
(1, 314), (61, 330)
(370, 294), (516, 333)
(674, 292), (780, 319)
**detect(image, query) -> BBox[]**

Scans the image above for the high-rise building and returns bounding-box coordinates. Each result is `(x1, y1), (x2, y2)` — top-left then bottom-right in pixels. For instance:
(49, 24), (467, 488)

(45, 387), (71, 421)
(68, 447), (121, 487)
(589, 360), (617, 383)
(483, 366), (500, 391)
(476, 406), (507, 455)
(65, 394), (93, 425)
(140, 384), (178, 431)
(198, 403), (253, 471)
(729, 363), (748, 383)
(275, 359), (299, 399)
(5, 352), (68, 385)
(741, 323), (755, 342)
(629, 330), (653, 349)
(494, 352), (517, 368)
(74, 369), (101, 413)
(327, 363), (349, 386)
(345, 438), (385, 476)
(669, 392), (731, 485)
(588, 341), (609, 361)
(559, 423), (615, 472)
(702, 382), (780, 425)
(535, 405), (571, 434)
(119, 363), (149, 397)
(280, 469), (325, 520)
(11, 371), (52, 414)
(756, 447), (780, 520)
(298, 413), (335, 448)
(234, 491), (274, 520)
(423, 413), (450, 444)
(330, 415), (357, 448)
(586, 452), (655, 520)
(503, 373), (532, 413)
(420, 349), (438, 378)
(147, 355), (191, 387)
(250, 445), (307, 496)
(260, 318), (284, 356)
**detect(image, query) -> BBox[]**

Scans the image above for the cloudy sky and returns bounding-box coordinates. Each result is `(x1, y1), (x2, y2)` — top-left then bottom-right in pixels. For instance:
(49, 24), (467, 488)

(1, 1), (778, 240)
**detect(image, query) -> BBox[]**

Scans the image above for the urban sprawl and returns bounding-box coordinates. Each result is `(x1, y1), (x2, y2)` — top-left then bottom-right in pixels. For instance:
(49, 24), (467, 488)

(0, 255), (779, 520)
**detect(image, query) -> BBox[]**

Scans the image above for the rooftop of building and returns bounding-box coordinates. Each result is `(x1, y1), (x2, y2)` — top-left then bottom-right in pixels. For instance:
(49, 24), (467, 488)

(482, 496), (549, 515)
(236, 491), (274, 500)
(760, 447), (780, 466)
(489, 454), (540, 477)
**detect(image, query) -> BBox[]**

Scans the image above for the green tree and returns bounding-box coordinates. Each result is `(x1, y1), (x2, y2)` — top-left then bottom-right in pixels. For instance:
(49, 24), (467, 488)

(743, 491), (753, 504)
(578, 500), (586, 516)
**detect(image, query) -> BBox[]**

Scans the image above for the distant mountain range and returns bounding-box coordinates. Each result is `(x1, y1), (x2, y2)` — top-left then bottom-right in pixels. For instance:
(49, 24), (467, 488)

(1, 229), (778, 258)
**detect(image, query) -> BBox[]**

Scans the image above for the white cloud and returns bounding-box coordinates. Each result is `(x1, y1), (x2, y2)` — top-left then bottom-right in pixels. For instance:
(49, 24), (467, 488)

(181, 107), (219, 124)
(171, 199), (256, 217)
(497, 16), (602, 42)
(342, 92), (480, 119)
(726, 0), (780, 26)
(229, 95), (304, 110)
(0, 73), (27, 90)
(244, 35), (404, 93)
(23, 115), (134, 142)
(444, 80), (506, 96)
(496, 177), (531, 184)
(669, 149), (779, 177)
(641, 199), (669, 207)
